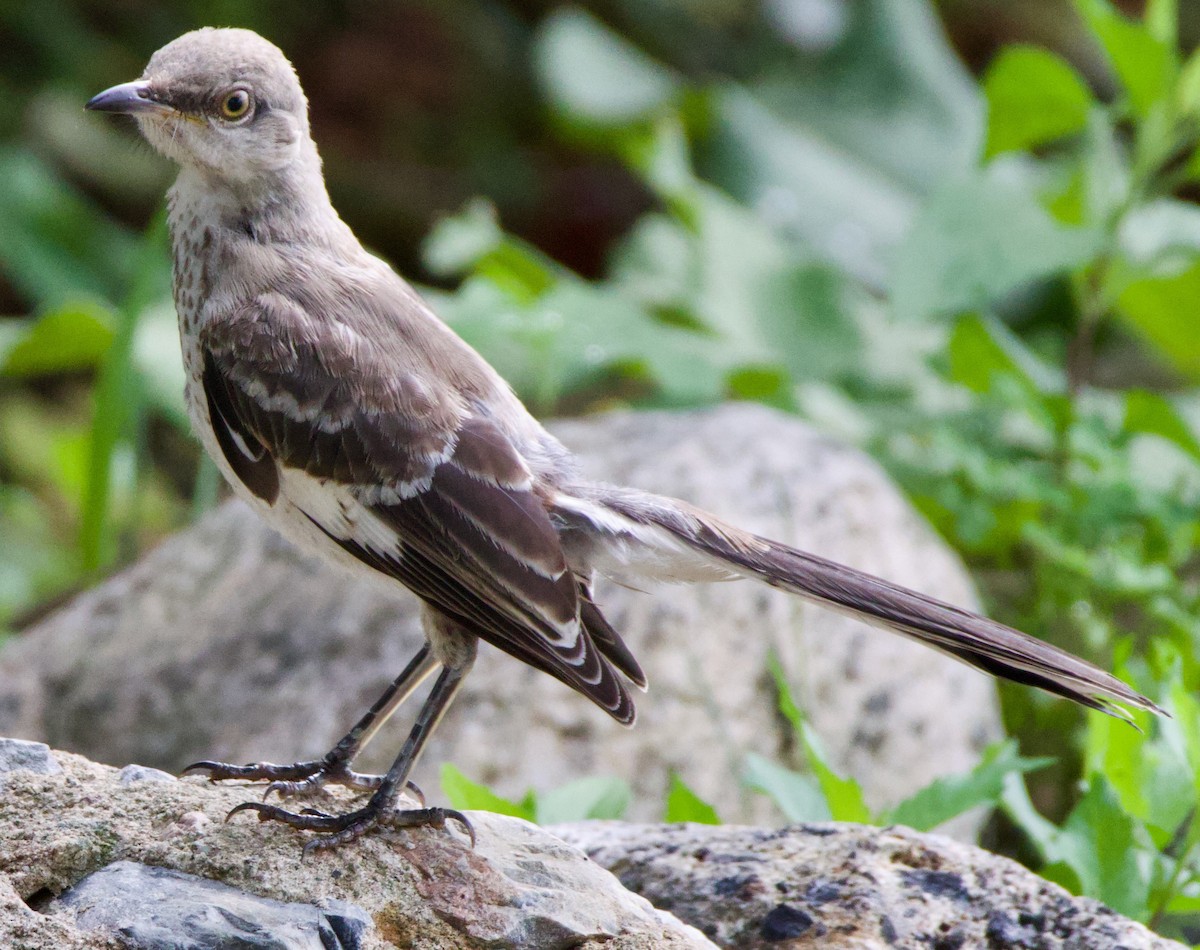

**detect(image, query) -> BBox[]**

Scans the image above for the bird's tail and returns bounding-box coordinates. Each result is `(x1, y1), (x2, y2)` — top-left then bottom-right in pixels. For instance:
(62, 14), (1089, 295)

(563, 486), (1164, 723)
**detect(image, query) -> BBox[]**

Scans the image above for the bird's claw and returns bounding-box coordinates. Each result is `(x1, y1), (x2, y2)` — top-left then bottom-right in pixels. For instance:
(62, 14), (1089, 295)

(182, 756), (422, 805)
(263, 778), (335, 802)
(225, 798), (475, 851)
(183, 759), (325, 784)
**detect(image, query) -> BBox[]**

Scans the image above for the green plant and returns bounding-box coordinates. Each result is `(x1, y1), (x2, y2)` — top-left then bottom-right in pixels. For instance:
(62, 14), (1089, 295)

(0, 152), (188, 628)
(441, 764), (631, 824)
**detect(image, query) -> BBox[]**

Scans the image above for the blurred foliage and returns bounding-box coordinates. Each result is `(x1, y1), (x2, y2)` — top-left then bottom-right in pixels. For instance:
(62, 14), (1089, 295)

(441, 763), (632, 824)
(6, 0), (1200, 940)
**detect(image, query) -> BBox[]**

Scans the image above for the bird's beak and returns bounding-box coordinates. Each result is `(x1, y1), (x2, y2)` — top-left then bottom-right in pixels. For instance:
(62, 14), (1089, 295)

(85, 80), (174, 116)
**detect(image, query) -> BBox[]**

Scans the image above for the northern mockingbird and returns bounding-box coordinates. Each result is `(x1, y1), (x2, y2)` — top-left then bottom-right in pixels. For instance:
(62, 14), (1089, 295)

(87, 27), (1159, 851)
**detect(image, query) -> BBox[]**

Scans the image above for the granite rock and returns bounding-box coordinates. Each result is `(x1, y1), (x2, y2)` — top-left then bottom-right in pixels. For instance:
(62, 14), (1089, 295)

(553, 821), (1184, 950)
(0, 746), (712, 949)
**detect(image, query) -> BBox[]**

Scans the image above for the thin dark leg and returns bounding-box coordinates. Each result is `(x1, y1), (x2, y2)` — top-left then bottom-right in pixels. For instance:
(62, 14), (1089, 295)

(229, 662), (472, 851)
(185, 644), (438, 800)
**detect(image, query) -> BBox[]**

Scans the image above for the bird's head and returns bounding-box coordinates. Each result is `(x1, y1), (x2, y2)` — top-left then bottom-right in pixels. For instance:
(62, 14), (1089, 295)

(87, 28), (312, 187)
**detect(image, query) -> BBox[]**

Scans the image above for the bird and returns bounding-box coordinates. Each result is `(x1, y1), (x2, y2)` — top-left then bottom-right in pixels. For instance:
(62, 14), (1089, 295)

(86, 27), (1161, 852)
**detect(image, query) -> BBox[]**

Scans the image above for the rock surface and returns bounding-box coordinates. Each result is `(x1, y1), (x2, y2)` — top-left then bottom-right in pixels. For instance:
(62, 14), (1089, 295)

(51, 861), (372, 949)
(0, 738), (60, 777)
(0, 742), (1177, 950)
(0, 405), (1000, 825)
(553, 821), (1184, 949)
(0, 745), (712, 949)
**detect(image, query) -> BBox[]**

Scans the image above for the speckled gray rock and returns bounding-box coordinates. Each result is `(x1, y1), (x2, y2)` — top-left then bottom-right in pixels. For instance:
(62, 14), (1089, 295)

(0, 738), (60, 776)
(0, 405), (1000, 827)
(0, 746), (713, 949)
(552, 821), (1183, 950)
(116, 764), (176, 785)
(52, 861), (371, 949)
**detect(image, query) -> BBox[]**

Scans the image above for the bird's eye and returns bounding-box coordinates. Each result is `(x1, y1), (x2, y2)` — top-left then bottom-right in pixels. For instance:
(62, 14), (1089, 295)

(219, 88), (253, 121)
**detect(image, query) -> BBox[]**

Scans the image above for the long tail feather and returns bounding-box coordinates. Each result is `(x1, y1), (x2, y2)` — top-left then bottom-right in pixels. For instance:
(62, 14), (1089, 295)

(586, 489), (1164, 723)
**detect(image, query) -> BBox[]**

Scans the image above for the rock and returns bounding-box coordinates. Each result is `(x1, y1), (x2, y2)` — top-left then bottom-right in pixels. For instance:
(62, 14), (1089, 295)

(0, 738), (60, 776)
(116, 764), (176, 784)
(0, 746), (713, 949)
(552, 821), (1183, 949)
(51, 861), (372, 949)
(0, 405), (1000, 827)
(0, 742), (1174, 949)
(0, 875), (103, 950)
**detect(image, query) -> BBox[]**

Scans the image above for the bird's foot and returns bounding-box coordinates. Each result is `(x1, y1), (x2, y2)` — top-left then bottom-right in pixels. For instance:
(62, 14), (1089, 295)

(227, 798), (475, 853)
(183, 758), (423, 806)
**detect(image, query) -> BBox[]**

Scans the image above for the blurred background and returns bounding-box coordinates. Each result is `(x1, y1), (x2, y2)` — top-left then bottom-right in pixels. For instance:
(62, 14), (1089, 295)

(6, 0), (1200, 939)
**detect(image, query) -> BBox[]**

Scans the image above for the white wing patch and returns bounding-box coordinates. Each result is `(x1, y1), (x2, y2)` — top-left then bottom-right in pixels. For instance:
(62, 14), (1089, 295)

(279, 467), (402, 559)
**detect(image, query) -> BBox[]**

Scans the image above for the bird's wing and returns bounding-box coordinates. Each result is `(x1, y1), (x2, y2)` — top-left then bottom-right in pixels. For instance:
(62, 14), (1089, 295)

(199, 292), (636, 722)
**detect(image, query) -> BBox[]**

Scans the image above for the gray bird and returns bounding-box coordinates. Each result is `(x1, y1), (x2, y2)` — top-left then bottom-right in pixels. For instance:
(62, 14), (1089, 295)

(87, 27), (1160, 851)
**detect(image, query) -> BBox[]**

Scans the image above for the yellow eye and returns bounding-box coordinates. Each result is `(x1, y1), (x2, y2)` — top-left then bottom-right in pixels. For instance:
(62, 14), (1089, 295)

(220, 88), (252, 120)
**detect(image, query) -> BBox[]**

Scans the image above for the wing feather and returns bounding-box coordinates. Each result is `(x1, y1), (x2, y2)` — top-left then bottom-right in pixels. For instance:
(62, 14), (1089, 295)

(200, 295), (636, 722)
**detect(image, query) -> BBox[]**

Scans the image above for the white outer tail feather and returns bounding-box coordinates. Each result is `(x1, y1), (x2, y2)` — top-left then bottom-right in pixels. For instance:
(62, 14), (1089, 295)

(558, 486), (1164, 723)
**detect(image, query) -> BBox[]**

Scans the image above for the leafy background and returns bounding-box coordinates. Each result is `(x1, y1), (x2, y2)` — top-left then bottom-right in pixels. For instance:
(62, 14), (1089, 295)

(6, 0), (1200, 940)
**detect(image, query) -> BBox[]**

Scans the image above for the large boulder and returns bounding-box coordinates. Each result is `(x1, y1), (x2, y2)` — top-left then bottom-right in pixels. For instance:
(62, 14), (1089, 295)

(0, 739), (710, 949)
(0, 405), (1000, 825)
(554, 821), (1182, 949)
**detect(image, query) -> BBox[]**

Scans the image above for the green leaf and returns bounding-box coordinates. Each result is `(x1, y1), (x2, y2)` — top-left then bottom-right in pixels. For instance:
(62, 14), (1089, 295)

(892, 164), (1101, 322)
(610, 185), (863, 394)
(79, 213), (169, 573)
(744, 752), (831, 822)
(1118, 260), (1200, 379)
(716, 0), (980, 197)
(799, 722), (872, 823)
(1075, 0), (1175, 118)
(533, 9), (681, 125)
(664, 773), (721, 824)
(536, 776), (630, 824)
(1085, 699), (1195, 840)
(438, 274), (727, 412)
(983, 46), (1092, 157)
(0, 303), (114, 377)
(1119, 199), (1200, 270)
(887, 740), (1053, 832)
(1145, 0), (1178, 45)
(726, 365), (795, 410)
(440, 764), (534, 820)
(751, 264), (863, 385)
(1006, 769), (1154, 920)
(706, 86), (919, 290)
(766, 654), (871, 822)
(0, 148), (139, 308)
(422, 198), (506, 277)
(1080, 107), (1129, 227)
(422, 200), (559, 301)
(947, 313), (1065, 396)
(766, 654), (805, 736)
(699, 0), (982, 288)
(1123, 390), (1200, 462)
(1001, 772), (1064, 861)
(1177, 45), (1200, 117)
(1056, 774), (1154, 919)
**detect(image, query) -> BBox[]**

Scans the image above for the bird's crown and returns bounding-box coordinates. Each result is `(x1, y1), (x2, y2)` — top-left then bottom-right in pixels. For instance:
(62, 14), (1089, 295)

(88, 28), (314, 185)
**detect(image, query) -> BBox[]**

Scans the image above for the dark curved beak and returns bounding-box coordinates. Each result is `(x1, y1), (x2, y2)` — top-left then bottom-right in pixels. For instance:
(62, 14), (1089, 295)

(85, 81), (172, 115)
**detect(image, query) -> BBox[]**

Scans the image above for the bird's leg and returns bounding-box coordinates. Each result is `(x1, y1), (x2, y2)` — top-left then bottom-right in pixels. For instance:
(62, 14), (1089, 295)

(229, 660), (472, 851)
(185, 644), (439, 802)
